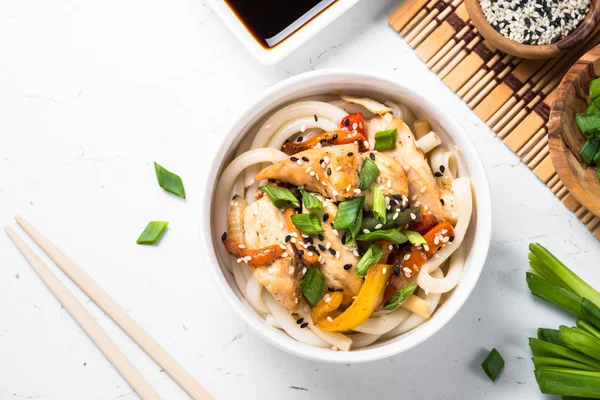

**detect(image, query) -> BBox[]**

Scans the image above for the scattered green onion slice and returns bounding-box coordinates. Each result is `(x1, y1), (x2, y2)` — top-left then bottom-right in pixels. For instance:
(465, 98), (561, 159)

(136, 221), (169, 245)
(154, 162), (186, 198)
(333, 196), (365, 229)
(356, 228), (407, 244)
(481, 348), (504, 382)
(291, 213), (324, 234)
(345, 209), (363, 247)
(356, 244), (384, 276)
(590, 77), (600, 101)
(579, 140), (599, 165)
(360, 207), (423, 231)
(298, 187), (322, 211)
(359, 158), (380, 191)
(587, 102), (600, 115)
(383, 283), (417, 311)
(300, 266), (325, 306)
(575, 113), (600, 140)
(374, 129), (397, 151)
(372, 186), (386, 222)
(404, 230), (428, 247)
(259, 185), (300, 208)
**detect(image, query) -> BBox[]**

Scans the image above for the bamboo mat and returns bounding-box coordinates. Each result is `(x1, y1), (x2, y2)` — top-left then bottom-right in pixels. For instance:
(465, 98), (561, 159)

(388, 0), (600, 239)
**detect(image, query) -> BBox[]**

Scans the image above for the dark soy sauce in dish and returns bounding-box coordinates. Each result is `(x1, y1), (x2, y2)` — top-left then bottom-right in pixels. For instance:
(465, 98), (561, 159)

(224, 0), (337, 49)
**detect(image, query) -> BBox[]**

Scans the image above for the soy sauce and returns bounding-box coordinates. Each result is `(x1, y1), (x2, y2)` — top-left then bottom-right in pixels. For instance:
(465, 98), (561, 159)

(225, 0), (337, 49)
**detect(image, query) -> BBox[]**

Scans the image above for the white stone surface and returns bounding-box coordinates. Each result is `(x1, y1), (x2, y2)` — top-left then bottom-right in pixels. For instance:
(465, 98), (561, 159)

(1, 0), (599, 399)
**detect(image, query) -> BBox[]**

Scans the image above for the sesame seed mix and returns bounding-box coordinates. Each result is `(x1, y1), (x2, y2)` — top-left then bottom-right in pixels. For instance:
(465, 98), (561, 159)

(479, 0), (590, 45)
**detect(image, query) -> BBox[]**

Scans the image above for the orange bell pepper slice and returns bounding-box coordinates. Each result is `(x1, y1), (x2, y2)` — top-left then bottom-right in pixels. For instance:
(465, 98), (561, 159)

(310, 291), (343, 324)
(281, 130), (369, 155)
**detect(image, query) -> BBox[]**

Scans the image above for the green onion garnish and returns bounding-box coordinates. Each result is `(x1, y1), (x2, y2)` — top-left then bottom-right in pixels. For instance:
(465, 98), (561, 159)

(481, 348), (504, 382)
(374, 129), (397, 151)
(372, 186), (386, 222)
(345, 209), (363, 247)
(259, 185), (300, 208)
(359, 158), (380, 191)
(300, 266), (325, 306)
(298, 187), (322, 211)
(333, 196), (365, 230)
(356, 244), (384, 276)
(575, 113), (600, 141)
(587, 102), (600, 115)
(360, 207), (423, 231)
(404, 230), (428, 247)
(291, 213), (324, 234)
(579, 140), (599, 165)
(136, 221), (169, 245)
(356, 228), (408, 244)
(383, 283), (417, 311)
(590, 77), (600, 101)
(154, 162), (186, 198)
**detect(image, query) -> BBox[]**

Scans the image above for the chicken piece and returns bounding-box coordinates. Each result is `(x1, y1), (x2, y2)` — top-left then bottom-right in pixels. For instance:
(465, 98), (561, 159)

(255, 144), (363, 202)
(361, 152), (409, 210)
(364, 114), (391, 145)
(302, 196), (363, 305)
(242, 197), (302, 311)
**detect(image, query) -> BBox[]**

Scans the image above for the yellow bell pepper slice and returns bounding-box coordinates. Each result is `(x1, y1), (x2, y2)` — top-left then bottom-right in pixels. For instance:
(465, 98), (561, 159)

(311, 292), (343, 324)
(315, 264), (392, 332)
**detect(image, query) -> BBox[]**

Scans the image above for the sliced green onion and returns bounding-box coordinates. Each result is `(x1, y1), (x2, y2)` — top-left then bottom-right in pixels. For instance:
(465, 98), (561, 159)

(333, 196), (365, 229)
(372, 186), (386, 222)
(356, 228), (408, 244)
(481, 348), (504, 382)
(383, 283), (417, 311)
(298, 187), (322, 211)
(529, 252), (566, 288)
(591, 77), (600, 101)
(587, 102), (600, 115)
(345, 209), (363, 247)
(154, 162), (185, 198)
(404, 230), (428, 247)
(136, 221), (169, 245)
(579, 140), (599, 165)
(259, 185), (300, 208)
(532, 357), (599, 372)
(576, 320), (600, 341)
(291, 213), (324, 234)
(374, 129), (397, 151)
(535, 368), (600, 398)
(597, 164), (600, 181)
(526, 272), (584, 318)
(529, 338), (600, 370)
(359, 158), (380, 191)
(356, 244), (384, 276)
(582, 299), (600, 330)
(300, 266), (325, 306)
(593, 147), (600, 164)
(575, 113), (600, 140)
(360, 207), (422, 231)
(560, 326), (600, 361)
(538, 328), (563, 346)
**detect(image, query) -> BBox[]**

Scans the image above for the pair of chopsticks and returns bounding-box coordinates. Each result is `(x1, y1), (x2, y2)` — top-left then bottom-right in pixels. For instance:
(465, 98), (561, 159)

(5, 216), (212, 400)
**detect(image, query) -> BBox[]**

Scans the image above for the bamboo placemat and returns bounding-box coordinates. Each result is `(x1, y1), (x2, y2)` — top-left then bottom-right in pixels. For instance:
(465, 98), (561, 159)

(389, 0), (600, 239)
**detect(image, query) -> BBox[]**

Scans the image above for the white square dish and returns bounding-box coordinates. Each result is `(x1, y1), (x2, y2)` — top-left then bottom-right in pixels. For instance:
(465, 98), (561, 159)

(206, 0), (362, 65)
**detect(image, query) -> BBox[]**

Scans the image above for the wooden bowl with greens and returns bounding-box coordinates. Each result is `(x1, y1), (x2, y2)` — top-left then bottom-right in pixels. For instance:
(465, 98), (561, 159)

(549, 44), (600, 217)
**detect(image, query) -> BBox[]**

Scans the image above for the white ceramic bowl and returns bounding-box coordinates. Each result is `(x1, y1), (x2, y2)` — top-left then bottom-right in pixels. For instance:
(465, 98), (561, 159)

(202, 69), (492, 363)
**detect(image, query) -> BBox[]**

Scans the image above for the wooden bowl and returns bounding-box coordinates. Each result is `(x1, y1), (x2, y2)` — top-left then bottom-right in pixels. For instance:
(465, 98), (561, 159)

(548, 44), (600, 217)
(466, 0), (600, 59)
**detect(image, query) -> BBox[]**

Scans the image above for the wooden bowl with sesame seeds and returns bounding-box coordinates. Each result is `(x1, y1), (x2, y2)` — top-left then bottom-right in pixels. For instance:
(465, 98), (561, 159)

(548, 44), (600, 217)
(466, 0), (600, 59)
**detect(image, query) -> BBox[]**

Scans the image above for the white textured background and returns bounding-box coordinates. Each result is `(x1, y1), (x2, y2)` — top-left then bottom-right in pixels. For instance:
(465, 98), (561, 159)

(1, 0), (599, 399)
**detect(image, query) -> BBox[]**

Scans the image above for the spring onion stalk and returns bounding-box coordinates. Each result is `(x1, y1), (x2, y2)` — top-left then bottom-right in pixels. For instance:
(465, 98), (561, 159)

(590, 77), (600, 101)
(575, 114), (600, 140)
(535, 368), (600, 398)
(359, 158), (380, 191)
(136, 221), (169, 245)
(560, 326), (600, 362)
(356, 244), (384, 276)
(529, 253), (566, 288)
(300, 266), (325, 306)
(383, 283), (417, 311)
(298, 187), (322, 211)
(532, 357), (599, 372)
(538, 328), (563, 346)
(580, 140), (599, 165)
(360, 207), (423, 231)
(259, 185), (300, 208)
(404, 230), (428, 247)
(345, 210), (363, 247)
(356, 229), (408, 244)
(374, 129), (397, 151)
(576, 320), (600, 341)
(529, 244), (600, 307)
(372, 186), (386, 222)
(582, 299), (600, 330)
(529, 338), (600, 370)
(333, 196), (365, 230)
(291, 213), (324, 234)
(526, 272), (584, 318)
(481, 348), (504, 382)
(588, 102), (600, 115)
(154, 162), (186, 198)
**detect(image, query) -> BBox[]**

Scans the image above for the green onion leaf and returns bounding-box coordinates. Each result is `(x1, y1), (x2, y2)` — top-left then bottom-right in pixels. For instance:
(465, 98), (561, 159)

(356, 228), (408, 244)
(591, 77), (600, 101)
(538, 328), (563, 346)
(383, 283), (417, 311)
(481, 348), (505, 382)
(154, 162), (186, 198)
(579, 140), (599, 165)
(529, 338), (600, 370)
(532, 357), (599, 372)
(300, 266), (325, 306)
(136, 221), (169, 245)
(560, 326), (600, 361)
(587, 102), (600, 115)
(576, 320), (600, 341)
(405, 230), (428, 247)
(575, 113), (600, 140)
(526, 272), (584, 318)
(372, 186), (387, 222)
(333, 196), (365, 229)
(356, 244), (384, 276)
(291, 213), (324, 234)
(298, 187), (322, 211)
(359, 158), (380, 191)
(582, 299), (600, 330)
(345, 209), (363, 247)
(259, 185), (300, 208)
(535, 369), (600, 398)
(360, 207), (422, 231)
(374, 129), (397, 151)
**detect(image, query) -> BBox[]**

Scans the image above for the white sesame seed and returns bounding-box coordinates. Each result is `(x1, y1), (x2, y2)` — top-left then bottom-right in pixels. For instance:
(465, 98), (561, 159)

(382, 268), (387, 274)
(410, 213), (416, 220)
(353, 189), (362, 194)
(375, 224), (383, 230)
(289, 267), (295, 274)
(238, 244), (246, 249)
(279, 222), (284, 229)
(352, 122), (358, 130)
(297, 160), (303, 166)
(363, 229), (370, 234)
(387, 180), (392, 188)
(403, 254), (411, 261)
(335, 166), (342, 171)
(302, 267), (307, 275)
(300, 125), (306, 132)
(324, 156), (330, 164)
(420, 186), (427, 193)
(332, 229), (339, 236)
(327, 316), (333, 322)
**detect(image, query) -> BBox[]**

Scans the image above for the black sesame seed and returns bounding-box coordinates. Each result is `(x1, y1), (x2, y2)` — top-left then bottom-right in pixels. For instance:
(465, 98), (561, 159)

(307, 245), (316, 251)
(314, 114), (318, 122)
(300, 322), (309, 329)
(317, 235), (324, 242)
(296, 250), (304, 256)
(305, 236), (314, 244)
(327, 168), (332, 176)
(343, 264), (352, 270)
(315, 249), (321, 256)
(439, 165), (445, 173)
(323, 213), (329, 222)
(369, 152), (375, 160)
(296, 317), (304, 324)
(344, 118), (350, 127)
(268, 179), (276, 183)
(434, 171), (443, 178)
(290, 156), (299, 161)
(331, 133), (338, 141)
(302, 156), (309, 162)
(341, 234), (346, 245)
(221, 232), (227, 241)
(393, 267), (400, 277)
(328, 287), (335, 292)
(319, 159), (324, 164)
(449, 236), (455, 242)
(440, 199), (445, 206)
(285, 235), (291, 242)
(336, 288), (343, 292)
(329, 248), (336, 256)
(347, 152), (354, 156)
(296, 136), (303, 143)
(318, 244), (326, 251)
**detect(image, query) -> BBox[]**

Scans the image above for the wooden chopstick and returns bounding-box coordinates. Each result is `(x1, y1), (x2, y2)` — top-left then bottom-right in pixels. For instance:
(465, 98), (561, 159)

(12, 216), (213, 400)
(5, 226), (161, 400)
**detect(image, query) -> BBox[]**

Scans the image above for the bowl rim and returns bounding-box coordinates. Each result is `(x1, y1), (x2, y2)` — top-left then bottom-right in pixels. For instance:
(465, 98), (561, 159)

(201, 68), (492, 363)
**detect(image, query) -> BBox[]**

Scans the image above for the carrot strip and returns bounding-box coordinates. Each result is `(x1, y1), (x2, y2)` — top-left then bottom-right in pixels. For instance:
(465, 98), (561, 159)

(223, 239), (283, 265)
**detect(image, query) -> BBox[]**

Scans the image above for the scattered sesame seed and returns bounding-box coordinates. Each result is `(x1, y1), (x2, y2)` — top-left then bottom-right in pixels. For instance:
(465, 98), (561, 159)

(420, 186), (427, 193)
(290, 157), (298, 161)
(327, 316), (333, 322)
(221, 232), (227, 241)
(238, 244), (246, 249)
(343, 263), (352, 270)
(297, 136), (303, 143)
(300, 322), (309, 329)
(296, 317), (304, 324)
(403, 254), (411, 261)
(297, 160), (303, 166)
(375, 223), (383, 230)
(300, 125), (306, 133)
(282, 252), (288, 258)
(382, 268), (387, 274)
(302, 156), (309, 162)
(353, 188), (362, 194)
(363, 229), (371, 234)
(410, 213), (416, 220)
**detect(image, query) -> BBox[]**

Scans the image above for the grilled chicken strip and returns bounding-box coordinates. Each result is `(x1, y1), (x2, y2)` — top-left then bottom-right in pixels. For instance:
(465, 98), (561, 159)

(254, 144), (363, 202)
(361, 151), (409, 210)
(303, 195), (363, 305)
(242, 197), (302, 311)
